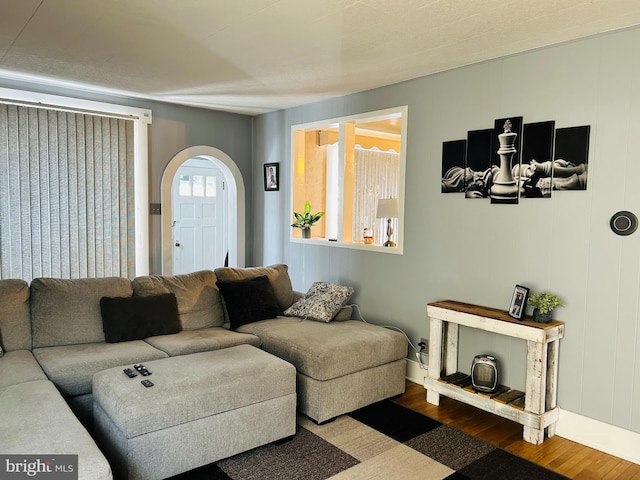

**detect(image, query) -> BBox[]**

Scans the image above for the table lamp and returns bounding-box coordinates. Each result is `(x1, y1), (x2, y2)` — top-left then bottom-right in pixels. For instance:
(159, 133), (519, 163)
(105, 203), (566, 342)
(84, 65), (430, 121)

(376, 198), (399, 247)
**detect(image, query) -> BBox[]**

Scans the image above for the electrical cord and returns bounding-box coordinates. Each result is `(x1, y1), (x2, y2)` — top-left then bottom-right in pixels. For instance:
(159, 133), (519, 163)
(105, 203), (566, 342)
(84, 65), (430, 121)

(344, 303), (427, 369)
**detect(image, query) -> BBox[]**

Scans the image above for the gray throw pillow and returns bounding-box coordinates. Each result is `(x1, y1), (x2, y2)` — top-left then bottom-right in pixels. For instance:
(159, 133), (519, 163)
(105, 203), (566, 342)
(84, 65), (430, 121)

(132, 270), (224, 330)
(284, 282), (354, 322)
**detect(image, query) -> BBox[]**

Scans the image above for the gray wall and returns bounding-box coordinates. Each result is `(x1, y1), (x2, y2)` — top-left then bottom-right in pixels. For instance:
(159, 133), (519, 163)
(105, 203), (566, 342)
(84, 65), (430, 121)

(252, 27), (640, 434)
(0, 79), (254, 272)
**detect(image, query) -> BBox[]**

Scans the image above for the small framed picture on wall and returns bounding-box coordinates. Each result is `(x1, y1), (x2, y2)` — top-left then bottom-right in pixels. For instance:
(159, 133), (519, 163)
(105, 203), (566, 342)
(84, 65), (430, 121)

(508, 284), (530, 320)
(264, 163), (279, 191)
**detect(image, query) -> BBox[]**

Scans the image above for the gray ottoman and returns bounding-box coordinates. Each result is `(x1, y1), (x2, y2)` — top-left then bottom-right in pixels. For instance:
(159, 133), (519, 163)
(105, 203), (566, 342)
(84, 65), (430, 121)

(93, 345), (296, 480)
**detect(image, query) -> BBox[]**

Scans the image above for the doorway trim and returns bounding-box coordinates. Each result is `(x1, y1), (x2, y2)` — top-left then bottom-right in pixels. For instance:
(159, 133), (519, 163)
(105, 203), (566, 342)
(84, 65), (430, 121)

(161, 146), (245, 274)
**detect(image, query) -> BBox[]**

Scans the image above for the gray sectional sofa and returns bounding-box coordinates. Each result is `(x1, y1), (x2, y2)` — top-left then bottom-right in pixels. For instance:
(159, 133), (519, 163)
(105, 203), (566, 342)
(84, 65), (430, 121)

(0, 264), (407, 479)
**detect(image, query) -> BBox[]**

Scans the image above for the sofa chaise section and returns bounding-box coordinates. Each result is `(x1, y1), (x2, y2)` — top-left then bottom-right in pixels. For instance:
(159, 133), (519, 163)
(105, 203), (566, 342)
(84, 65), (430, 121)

(237, 316), (407, 423)
(215, 265), (408, 423)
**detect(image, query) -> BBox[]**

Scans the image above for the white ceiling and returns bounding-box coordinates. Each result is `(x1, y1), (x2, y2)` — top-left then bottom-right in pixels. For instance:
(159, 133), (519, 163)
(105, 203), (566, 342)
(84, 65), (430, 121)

(2, 0), (640, 116)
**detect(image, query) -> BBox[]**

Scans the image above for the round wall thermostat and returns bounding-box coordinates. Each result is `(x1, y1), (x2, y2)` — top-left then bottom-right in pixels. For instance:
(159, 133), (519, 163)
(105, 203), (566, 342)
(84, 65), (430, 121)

(610, 211), (638, 236)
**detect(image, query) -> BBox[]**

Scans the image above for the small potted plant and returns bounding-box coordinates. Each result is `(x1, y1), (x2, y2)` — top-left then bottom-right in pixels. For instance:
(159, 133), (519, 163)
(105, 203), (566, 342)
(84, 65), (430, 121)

(291, 201), (324, 238)
(527, 292), (563, 323)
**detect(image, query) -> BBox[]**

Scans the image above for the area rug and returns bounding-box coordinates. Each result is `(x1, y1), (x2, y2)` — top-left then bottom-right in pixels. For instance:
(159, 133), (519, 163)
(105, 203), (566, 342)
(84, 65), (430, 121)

(172, 400), (568, 480)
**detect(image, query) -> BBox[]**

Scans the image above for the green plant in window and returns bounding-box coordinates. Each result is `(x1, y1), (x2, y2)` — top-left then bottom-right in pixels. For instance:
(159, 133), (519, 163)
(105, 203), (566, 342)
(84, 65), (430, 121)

(291, 201), (324, 229)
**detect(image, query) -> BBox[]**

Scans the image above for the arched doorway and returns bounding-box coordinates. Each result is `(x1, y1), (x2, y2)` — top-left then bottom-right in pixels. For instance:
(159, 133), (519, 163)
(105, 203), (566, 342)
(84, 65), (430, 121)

(161, 146), (245, 274)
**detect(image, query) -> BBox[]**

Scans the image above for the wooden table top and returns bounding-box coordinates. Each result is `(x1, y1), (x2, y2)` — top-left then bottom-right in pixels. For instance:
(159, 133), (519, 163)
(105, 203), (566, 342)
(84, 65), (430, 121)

(428, 300), (564, 330)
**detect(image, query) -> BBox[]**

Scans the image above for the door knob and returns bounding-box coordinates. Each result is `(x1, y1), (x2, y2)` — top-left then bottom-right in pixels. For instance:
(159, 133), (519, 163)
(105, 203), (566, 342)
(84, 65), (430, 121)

(175, 242), (181, 247)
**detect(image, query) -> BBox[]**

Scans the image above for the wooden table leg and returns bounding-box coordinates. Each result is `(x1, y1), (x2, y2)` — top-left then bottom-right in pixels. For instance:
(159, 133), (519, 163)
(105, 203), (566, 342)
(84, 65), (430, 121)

(426, 318), (443, 405)
(523, 340), (547, 444)
(546, 339), (560, 437)
(444, 323), (459, 376)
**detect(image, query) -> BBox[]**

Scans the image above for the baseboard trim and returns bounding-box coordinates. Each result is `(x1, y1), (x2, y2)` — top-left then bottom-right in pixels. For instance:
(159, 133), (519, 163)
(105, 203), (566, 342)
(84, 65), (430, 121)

(405, 357), (429, 386)
(555, 409), (640, 465)
(404, 359), (640, 465)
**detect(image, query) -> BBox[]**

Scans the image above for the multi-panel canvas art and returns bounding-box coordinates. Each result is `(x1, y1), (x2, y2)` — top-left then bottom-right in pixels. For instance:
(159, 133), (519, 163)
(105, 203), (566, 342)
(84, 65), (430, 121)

(554, 126), (590, 191)
(465, 129), (493, 199)
(520, 121), (555, 198)
(440, 116), (590, 203)
(441, 139), (467, 193)
(491, 116), (523, 204)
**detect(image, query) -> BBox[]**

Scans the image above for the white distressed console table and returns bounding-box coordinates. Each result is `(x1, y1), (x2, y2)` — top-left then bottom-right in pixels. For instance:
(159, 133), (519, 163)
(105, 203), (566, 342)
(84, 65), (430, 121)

(424, 300), (564, 445)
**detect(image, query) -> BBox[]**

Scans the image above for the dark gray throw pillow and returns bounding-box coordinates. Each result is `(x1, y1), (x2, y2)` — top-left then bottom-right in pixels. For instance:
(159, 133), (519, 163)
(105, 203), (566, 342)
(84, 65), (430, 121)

(216, 275), (282, 330)
(100, 293), (181, 343)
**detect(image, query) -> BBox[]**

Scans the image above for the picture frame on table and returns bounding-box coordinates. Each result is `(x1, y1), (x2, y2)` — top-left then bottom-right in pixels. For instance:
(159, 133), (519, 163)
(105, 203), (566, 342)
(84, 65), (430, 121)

(508, 284), (529, 320)
(264, 163), (279, 191)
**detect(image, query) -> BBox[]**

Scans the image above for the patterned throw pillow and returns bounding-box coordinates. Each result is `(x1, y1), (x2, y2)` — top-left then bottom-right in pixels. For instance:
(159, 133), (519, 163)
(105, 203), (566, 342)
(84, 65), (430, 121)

(284, 282), (354, 322)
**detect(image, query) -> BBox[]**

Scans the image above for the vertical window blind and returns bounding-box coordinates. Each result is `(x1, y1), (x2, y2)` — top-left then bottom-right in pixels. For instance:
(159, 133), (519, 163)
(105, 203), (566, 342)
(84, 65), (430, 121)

(0, 103), (135, 281)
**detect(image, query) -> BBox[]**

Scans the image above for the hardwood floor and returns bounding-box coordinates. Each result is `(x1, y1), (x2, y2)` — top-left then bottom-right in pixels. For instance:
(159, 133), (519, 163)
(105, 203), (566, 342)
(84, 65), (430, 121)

(395, 381), (640, 479)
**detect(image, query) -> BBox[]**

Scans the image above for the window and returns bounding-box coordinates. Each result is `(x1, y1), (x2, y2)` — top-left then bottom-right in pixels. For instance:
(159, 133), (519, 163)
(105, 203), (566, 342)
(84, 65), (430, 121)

(0, 87), (151, 280)
(179, 175), (192, 196)
(291, 106), (407, 253)
(178, 174), (217, 198)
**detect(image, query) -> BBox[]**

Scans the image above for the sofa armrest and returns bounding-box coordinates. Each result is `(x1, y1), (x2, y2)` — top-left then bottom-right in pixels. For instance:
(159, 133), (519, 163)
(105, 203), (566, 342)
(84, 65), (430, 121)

(332, 306), (353, 321)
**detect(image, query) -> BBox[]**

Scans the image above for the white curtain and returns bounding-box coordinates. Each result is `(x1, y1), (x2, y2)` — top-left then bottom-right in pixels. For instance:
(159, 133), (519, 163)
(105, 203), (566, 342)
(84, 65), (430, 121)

(0, 103), (135, 281)
(352, 147), (399, 244)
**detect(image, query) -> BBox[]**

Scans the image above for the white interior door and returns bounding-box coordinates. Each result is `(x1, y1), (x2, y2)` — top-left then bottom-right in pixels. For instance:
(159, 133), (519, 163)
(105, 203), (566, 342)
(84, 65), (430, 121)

(172, 158), (227, 274)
